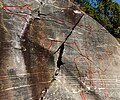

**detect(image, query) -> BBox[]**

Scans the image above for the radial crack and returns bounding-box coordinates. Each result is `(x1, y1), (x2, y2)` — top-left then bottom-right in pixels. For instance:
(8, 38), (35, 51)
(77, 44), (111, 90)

(54, 13), (84, 54)
(57, 43), (65, 69)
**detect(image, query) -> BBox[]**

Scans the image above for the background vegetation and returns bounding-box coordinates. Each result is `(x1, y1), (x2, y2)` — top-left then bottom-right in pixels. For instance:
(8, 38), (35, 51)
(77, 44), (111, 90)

(72, 0), (120, 42)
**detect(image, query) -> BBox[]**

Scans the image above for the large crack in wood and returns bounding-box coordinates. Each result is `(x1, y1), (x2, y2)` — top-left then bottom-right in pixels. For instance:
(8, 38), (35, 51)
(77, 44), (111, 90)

(53, 14), (85, 91)
(57, 43), (64, 69)
(54, 13), (84, 54)
(52, 13), (102, 98)
(54, 14), (84, 74)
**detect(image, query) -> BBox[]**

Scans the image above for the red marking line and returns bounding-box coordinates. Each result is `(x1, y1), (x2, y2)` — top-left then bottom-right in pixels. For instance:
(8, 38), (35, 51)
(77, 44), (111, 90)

(49, 14), (65, 24)
(80, 91), (86, 100)
(3, 11), (28, 23)
(97, 71), (108, 97)
(51, 39), (75, 44)
(2, 4), (32, 11)
(2, 4), (32, 23)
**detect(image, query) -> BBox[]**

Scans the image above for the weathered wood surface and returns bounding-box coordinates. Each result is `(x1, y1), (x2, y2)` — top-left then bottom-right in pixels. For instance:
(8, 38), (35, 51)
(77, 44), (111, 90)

(0, 0), (120, 100)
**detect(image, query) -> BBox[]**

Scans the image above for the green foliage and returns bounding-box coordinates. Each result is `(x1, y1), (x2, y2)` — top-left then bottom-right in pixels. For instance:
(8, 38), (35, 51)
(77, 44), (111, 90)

(116, 38), (120, 43)
(73, 0), (120, 38)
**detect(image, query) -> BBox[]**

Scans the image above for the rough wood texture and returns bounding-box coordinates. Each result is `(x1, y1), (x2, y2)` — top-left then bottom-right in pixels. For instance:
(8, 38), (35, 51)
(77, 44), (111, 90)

(0, 0), (120, 100)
